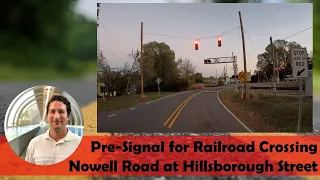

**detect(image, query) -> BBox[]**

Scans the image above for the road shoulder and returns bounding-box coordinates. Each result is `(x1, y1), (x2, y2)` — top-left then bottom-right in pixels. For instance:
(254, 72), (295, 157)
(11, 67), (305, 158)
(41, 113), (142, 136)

(217, 89), (313, 133)
(218, 89), (279, 132)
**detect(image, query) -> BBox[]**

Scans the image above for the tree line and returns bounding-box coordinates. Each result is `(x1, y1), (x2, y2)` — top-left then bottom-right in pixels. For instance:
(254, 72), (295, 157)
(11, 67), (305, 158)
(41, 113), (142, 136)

(252, 39), (313, 82)
(97, 41), (203, 99)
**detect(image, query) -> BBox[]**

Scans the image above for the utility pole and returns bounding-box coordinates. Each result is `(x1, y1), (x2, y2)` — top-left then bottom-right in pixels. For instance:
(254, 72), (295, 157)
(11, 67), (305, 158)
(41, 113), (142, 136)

(232, 52), (237, 90)
(270, 36), (276, 100)
(140, 22), (145, 98)
(216, 70), (217, 84)
(226, 64), (228, 78)
(239, 11), (248, 100)
(276, 53), (279, 83)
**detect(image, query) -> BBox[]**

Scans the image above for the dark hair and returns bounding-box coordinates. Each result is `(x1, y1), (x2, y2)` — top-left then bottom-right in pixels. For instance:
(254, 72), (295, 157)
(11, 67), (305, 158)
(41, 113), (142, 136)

(46, 95), (71, 117)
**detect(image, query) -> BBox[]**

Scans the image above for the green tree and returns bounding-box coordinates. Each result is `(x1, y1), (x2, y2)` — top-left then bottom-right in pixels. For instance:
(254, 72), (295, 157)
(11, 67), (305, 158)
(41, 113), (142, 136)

(256, 39), (310, 80)
(2, 0), (97, 74)
(139, 41), (178, 81)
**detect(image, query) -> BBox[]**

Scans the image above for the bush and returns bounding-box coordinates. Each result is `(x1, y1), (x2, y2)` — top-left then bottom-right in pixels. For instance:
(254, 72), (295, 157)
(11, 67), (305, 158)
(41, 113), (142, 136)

(191, 83), (205, 89)
(218, 80), (224, 86)
(144, 77), (189, 92)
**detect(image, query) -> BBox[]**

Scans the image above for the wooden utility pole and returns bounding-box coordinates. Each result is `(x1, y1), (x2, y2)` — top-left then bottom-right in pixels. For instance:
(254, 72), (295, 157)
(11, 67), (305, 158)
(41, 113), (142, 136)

(140, 22), (145, 98)
(216, 70), (217, 84)
(239, 11), (248, 100)
(270, 36), (276, 100)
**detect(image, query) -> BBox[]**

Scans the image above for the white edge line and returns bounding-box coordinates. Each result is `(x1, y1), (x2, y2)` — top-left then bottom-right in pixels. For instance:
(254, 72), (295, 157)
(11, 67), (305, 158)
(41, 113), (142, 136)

(130, 107), (135, 110)
(216, 89), (253, 133)
(108, 114), (116, 118)
(145, 90), (191, 104)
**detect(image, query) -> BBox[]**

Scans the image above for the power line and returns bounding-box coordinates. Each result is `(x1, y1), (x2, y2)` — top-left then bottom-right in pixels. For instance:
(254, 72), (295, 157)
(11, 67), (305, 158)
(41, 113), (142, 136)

(100, 23), (127, 56)
(99, 42), (123, 62)
(199, 26), (240, 39)
(143, 33), (195, 39)
(243, 29), (258, 56)
(283, 26), (312, 40)
(143, 26), (240, 40)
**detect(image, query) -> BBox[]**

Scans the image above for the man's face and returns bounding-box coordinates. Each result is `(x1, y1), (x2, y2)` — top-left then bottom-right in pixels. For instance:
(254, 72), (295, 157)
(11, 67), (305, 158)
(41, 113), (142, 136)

(47, 101), (69, 130)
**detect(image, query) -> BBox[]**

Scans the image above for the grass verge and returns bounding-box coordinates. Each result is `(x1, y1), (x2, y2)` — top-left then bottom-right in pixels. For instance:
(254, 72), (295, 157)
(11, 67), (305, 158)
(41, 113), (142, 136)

(98, 92), (178, 112)
(218, 90), (312, 133)
(0, 60), (96, 81)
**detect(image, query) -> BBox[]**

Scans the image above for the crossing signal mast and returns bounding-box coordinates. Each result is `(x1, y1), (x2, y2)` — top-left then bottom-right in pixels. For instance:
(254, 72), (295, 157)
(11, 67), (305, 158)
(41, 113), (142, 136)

(218, 36), (222, 47)
(195, 39), (199, 50)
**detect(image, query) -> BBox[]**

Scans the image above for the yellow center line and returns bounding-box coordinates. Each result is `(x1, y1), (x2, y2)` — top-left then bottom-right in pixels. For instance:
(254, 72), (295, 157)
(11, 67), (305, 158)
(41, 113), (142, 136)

(168, 92), (201, 128)
(163, 94), (193, 126)
(163, 91), (202, 128)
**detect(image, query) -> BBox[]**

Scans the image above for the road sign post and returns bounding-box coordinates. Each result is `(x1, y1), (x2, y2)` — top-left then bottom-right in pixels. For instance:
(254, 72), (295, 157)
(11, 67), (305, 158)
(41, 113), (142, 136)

(156, 77), (162, 94)
(291, 48), (308, 133)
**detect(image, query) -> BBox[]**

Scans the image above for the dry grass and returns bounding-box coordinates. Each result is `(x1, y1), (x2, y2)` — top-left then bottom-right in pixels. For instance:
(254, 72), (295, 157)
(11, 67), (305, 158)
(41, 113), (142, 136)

(219, 90), (312, 133)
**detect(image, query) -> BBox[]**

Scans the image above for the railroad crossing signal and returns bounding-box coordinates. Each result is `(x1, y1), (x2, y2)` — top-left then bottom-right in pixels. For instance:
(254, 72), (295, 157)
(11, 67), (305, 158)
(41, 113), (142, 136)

(195, 40), (199, 50)
(218, 36), (222, 47)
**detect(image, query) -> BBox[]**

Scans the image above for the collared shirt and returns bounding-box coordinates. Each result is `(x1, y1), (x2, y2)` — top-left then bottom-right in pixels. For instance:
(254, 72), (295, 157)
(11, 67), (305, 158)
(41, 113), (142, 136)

(25, 128), (82, 165)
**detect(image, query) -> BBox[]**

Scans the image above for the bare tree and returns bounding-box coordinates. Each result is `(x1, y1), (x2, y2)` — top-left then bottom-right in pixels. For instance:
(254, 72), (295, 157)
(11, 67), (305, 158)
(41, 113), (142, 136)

(177, 58), (196, 77)
(97, 49), (131, 101)
(125, 49), (140, 95)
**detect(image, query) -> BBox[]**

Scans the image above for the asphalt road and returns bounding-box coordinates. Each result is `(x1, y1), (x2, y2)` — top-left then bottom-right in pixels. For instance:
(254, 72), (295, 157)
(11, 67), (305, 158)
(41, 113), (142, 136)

(98, 86), (251, 133)
(0, 74), (96, 136)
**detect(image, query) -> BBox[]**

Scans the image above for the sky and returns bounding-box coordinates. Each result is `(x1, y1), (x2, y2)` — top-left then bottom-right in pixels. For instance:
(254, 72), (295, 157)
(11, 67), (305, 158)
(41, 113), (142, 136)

(75, 0), (312, 77)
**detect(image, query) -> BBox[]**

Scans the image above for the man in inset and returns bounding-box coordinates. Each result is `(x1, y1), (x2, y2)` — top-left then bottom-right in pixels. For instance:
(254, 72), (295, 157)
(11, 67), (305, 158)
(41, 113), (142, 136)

(25, 95), (82, 165)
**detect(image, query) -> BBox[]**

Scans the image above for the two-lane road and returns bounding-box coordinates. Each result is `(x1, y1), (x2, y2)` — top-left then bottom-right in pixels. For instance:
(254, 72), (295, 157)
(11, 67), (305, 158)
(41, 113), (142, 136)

(98, 87), (252, 133)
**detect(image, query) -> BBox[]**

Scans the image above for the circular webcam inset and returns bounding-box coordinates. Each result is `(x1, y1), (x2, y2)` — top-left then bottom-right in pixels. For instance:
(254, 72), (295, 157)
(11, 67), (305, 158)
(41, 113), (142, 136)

(4, 85), (84, 166)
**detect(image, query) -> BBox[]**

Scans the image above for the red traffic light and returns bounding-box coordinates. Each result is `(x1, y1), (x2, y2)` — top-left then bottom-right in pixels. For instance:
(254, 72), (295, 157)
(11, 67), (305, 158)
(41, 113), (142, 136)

(218, 37), (221, 41)
(218, 36), (222, 47)
(195, 40), (199, 50)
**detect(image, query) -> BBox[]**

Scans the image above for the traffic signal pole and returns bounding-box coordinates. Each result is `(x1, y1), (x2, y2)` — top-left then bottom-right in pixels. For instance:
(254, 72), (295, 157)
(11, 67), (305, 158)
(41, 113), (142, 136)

(140, 22), (145, 98)
(239, 11), (248, 100)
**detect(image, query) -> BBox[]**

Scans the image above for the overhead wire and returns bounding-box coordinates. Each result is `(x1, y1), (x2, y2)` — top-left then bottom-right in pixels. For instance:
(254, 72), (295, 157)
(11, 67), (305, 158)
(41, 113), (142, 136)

(143, 33), (194, 39)
(243, 28), (260, 71)
(99, 42), (122, 62)
(199, 26), (240, 39)
(282, 26), (312, 40)
(143, 26), (241, 40)
(100, 23), (128, 59)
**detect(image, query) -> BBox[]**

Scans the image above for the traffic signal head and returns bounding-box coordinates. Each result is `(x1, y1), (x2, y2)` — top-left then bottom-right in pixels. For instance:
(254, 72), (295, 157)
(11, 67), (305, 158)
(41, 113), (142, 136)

(195, 40), (199, 50)
(218, 37), (222, 47)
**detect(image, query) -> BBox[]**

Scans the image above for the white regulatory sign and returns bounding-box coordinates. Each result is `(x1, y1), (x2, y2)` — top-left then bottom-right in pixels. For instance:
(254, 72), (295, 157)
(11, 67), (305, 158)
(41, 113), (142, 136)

(291, 48), (308, 78)
(156, 77), (162, 84)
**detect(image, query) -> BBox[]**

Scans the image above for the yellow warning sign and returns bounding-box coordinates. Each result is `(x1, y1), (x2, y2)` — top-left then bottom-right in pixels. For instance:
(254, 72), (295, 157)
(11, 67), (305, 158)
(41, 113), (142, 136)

(238, 72), (251, 82)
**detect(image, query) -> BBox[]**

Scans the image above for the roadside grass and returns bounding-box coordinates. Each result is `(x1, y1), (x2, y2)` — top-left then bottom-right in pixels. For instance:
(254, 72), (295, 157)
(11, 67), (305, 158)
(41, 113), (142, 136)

(0, 60), (96, 81)
(98, 92), (178, 112)
(218, 90), (312, 133)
